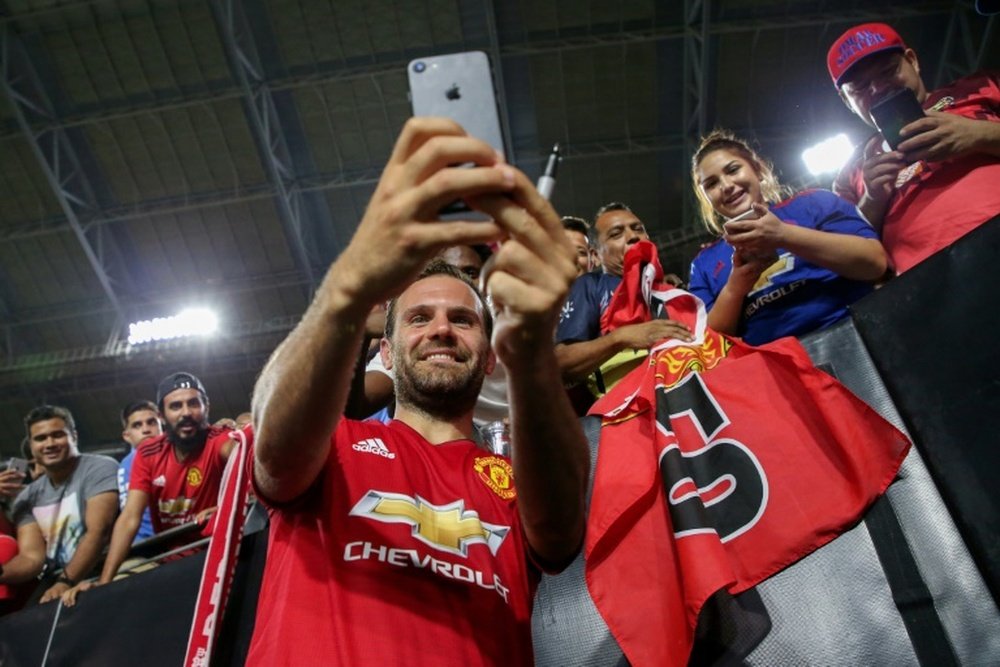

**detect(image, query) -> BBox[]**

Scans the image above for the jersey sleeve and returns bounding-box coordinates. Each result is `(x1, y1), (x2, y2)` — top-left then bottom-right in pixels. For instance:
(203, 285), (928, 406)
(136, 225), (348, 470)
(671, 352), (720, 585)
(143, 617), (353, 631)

(831, 142), (869, 205)
(556, 275), (601, 344)
(806, 190), (879, 238)
(12, 487), (36, 528)
(129, 447), (153, 495)
(688, 246), (728, 312)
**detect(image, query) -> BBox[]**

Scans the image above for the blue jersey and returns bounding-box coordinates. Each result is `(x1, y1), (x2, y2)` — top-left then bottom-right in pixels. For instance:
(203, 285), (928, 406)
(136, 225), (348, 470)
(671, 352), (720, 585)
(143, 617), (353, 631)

(556, 272), (622, 343)
(118, 449), (155, 542)
(688, 189), (877, 346)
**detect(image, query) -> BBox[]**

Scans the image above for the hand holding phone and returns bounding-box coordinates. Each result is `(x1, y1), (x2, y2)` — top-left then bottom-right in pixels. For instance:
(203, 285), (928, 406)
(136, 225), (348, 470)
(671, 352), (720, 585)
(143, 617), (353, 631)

(5, 457), (29, 477)
(723, 205), (780, 264)
(870, 88), (926, 151)
(1, 459), (29, 497)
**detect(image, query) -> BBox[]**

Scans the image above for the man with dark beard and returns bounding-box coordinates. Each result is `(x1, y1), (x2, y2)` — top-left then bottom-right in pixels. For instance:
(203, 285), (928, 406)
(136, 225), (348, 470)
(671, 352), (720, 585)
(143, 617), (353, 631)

(62, 372), (233, 602)
(243, 118), (588, 666)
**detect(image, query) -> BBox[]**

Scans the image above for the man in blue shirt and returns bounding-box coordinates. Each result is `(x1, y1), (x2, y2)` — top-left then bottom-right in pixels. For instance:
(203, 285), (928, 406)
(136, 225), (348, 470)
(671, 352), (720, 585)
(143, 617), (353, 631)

(555, 202), (692, 399)
(117, 400), (161, 542)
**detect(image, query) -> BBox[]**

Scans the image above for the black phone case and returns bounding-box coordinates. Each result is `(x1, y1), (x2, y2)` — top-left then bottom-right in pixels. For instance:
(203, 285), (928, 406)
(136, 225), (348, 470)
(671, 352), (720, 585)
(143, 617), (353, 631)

(870, 89), (926, 151)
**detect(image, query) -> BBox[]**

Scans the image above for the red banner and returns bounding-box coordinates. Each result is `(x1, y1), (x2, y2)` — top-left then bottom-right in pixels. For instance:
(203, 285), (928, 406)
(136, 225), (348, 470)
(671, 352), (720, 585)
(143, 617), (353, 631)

(586, 317), (910, 667)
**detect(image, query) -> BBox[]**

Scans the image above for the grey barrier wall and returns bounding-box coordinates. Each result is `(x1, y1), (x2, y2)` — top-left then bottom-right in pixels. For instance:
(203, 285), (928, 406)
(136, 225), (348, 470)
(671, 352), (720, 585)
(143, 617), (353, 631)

(532, 317), (1000, 667)
(1, 219), (997, 666)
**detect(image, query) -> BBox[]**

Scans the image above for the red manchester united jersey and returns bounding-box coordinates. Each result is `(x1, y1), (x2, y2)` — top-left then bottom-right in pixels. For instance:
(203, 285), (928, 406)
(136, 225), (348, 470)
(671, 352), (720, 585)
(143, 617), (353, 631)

(834, 71), (1000, 273)
(246, 419), (539, 667)
(130, 428), (231, 533)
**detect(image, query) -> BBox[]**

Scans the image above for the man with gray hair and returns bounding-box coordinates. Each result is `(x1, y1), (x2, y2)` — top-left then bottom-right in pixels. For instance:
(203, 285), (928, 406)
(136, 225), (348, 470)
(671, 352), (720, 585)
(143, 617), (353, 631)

(555, 202), (693, 405)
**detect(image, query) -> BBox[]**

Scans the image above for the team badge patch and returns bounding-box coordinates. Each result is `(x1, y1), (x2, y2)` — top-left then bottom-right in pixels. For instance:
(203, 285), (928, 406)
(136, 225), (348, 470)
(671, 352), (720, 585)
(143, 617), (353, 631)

(474, 456), (516, 500)
(187, 466), (203, 487)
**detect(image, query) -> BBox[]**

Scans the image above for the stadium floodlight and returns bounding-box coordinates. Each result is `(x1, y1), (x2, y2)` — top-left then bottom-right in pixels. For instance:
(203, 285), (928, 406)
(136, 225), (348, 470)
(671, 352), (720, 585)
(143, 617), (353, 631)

(802, 133), (854, 176)
(127, 307), (219, 345)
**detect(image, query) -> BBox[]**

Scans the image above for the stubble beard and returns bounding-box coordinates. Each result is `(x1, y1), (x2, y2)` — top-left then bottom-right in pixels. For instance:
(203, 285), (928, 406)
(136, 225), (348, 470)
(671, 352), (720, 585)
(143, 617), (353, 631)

(394, 345), (488, 421)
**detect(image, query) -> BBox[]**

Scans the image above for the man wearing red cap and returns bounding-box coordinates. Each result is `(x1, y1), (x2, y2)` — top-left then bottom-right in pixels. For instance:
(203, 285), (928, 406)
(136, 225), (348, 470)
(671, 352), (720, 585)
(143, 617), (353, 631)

(828, 22), (1000, 274)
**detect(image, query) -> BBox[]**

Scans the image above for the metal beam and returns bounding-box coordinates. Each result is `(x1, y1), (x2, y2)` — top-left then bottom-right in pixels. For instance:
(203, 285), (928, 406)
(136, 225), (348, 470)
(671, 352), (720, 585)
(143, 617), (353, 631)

(209, 0), (317, 292)
(681, 0), (710, 228)
(0, 313), (298, 377)
(0, 3), (954, 142)
(481, 0), (516, 161)
(0, 23), (128, 327)
(4, 122), (812, 245)
(499, 4), (952, 55)
(935, 4), (996, 88)
(6, 268), (309, 329)
(0, 166), (384, 243)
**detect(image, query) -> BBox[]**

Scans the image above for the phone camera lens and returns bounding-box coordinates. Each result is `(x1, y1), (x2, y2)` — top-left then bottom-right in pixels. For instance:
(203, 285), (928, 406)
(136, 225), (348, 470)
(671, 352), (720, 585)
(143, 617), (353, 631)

(413, 61), (426, 73)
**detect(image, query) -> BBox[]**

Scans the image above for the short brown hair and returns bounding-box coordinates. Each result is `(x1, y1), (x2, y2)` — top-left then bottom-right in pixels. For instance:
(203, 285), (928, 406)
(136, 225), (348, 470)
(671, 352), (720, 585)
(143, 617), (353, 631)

(121, 400), (159, 428)
(384, 260), (494, 341)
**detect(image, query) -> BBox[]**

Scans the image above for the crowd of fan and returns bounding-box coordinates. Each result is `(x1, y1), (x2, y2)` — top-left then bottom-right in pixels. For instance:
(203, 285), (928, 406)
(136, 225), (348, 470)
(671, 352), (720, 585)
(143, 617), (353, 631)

(0, 19), (997, 663)
(0, 377), (248, 613)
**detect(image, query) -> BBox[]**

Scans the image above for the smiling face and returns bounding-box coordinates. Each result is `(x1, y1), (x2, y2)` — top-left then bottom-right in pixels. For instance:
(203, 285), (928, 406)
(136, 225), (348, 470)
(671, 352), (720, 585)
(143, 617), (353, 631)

(29, 418), (79, 472)
(695, 148), (766, 221)
(382, 275), (494, 419)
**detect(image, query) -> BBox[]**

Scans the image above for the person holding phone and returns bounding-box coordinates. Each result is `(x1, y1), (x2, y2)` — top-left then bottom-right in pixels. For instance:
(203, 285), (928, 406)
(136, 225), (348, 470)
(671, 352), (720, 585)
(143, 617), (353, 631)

(828, 22), (1000, 274)
(0, 458), (29, 502)
(688, 131), (887, 346)
(238, 117), (588, 666)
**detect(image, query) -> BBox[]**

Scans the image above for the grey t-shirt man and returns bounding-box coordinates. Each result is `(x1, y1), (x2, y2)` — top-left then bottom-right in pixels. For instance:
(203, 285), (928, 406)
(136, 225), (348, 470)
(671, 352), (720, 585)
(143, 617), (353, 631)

(12, 453), (118, 570)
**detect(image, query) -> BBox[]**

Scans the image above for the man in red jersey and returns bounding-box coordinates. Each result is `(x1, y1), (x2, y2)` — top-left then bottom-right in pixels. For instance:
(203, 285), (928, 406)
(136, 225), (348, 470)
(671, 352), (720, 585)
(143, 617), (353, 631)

(245, 117), (589, 666)
(63, 372), (233, 604)
(829, 22), (1000, 274)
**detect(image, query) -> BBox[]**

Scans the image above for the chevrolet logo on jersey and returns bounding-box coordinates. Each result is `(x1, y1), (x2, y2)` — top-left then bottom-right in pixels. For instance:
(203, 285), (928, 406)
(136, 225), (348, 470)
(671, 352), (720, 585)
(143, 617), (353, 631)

(349, 490), (509, 557)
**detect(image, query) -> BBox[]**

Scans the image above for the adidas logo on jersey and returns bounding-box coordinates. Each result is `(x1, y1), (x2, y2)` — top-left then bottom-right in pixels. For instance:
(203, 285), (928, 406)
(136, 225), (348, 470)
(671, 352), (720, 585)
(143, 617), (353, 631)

(351, 438), (396, 460)
(153, 475), (167, 487)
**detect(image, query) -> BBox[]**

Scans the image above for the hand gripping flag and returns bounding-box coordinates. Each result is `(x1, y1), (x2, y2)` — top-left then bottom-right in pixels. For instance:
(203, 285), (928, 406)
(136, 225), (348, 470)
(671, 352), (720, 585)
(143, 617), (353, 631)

(585, 245), (910, 667)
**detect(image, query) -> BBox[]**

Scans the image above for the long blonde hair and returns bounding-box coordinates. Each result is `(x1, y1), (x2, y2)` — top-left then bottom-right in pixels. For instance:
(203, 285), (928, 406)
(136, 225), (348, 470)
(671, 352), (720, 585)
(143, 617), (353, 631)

(691, 130), (790, 235)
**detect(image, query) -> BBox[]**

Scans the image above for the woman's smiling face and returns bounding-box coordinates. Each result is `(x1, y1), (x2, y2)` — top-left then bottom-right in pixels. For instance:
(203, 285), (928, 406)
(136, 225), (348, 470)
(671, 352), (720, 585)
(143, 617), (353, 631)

(695, 148), (765, 220)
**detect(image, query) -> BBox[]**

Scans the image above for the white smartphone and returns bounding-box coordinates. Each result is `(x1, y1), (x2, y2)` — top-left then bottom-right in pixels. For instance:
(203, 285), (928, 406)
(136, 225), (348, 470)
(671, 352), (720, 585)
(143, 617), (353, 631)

(408, 51), (505, 155)
(726, 207), (760, 224)
(5, 457), (29, 477)
(408, 51), (506, 219)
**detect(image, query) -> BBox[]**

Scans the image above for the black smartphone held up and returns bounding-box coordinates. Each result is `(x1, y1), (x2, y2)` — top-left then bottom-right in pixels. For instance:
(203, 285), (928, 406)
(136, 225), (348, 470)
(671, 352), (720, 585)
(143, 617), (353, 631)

(408, 51), (506, 219)
(870, 88), (925, 151)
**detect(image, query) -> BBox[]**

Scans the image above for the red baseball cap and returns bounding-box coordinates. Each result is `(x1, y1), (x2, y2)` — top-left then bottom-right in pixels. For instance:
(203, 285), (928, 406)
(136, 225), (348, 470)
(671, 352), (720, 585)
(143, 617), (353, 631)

(827, 23), (907, 87)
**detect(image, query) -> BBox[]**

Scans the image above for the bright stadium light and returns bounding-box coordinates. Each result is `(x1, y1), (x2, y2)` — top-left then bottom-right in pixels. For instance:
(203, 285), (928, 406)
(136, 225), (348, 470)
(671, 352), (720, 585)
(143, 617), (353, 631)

(802, 133), (854, 176)
(127, 307), (219, 345)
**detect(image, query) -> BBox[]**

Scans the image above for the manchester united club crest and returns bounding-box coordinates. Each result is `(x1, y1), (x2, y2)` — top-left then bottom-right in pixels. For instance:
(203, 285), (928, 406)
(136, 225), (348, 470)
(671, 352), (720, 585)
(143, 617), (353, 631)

(187, 466), (203, 487)
(474, 456), (516, 500)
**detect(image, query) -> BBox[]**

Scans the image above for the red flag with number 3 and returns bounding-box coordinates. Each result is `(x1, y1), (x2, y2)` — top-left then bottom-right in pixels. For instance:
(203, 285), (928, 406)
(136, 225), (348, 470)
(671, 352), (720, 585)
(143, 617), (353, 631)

(585, 289), (910, 667)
